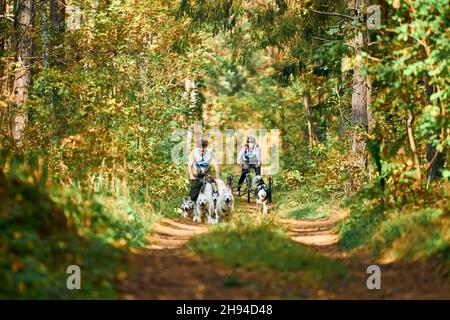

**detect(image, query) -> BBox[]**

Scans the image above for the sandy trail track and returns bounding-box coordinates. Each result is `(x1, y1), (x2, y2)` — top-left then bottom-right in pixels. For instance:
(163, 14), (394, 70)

(118, 215), (276, 299)
(119, 201), (450, 299)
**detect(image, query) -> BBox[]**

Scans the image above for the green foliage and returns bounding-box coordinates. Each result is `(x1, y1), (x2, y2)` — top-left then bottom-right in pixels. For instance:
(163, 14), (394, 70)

(335, 0), (450, 266)
(369, 0), (449, 189)
(338, 183), (450, 266)
(1, 0), (449, 299)
(274, 185), (341, 219)
(338, 188), (387, 250)
(0, 151), (158, 298)
(0, 164), (120, 298)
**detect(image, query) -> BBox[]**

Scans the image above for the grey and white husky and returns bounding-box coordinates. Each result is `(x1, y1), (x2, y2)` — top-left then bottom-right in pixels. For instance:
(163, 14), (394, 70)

(195, 182), (215, 224)
(181, 198), (195, 218)
(215, 179), (235, 219)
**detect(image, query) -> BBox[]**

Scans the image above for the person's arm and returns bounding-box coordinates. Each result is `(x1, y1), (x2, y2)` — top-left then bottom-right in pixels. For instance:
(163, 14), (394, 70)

(256, 146), (262, 167)
(188, 151), (195, 179)
(211, 152), (220, 180)
(237, 147), (244, 165)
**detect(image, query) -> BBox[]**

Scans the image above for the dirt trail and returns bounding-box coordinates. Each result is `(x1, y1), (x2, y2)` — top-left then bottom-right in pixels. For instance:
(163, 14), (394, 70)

(280, 211), (346, 247)
(118, 216), (269, 299)
(119, 201), (450, 299)
(280, 212), (450, 299)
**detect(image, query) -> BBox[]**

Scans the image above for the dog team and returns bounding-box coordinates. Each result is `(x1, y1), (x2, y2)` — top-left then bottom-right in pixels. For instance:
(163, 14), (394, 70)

(181, 136), (271, 224)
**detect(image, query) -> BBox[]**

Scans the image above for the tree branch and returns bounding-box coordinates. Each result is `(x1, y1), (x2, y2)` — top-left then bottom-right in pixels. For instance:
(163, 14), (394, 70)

(312, 36), (354, 48)
(310, 9), (355, 20)
(0, 14), (14, 21)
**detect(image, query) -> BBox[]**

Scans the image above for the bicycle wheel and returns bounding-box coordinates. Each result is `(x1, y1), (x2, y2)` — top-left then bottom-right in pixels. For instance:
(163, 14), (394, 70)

(246, 174), (252, 203)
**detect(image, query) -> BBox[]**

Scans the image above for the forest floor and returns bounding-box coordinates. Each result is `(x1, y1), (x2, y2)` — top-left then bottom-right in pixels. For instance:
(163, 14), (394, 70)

(118, 199), (450, 299)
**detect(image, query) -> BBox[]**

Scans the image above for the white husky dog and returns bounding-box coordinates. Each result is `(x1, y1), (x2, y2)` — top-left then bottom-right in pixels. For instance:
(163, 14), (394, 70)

(254, 175), (269, 214)
(215, 179), (235, 219)
(194, 182), (215, 224)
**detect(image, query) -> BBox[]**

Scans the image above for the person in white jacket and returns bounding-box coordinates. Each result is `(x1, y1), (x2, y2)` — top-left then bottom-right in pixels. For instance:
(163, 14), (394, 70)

(188, 137), (220, 201)
(236, 136), (261, 196)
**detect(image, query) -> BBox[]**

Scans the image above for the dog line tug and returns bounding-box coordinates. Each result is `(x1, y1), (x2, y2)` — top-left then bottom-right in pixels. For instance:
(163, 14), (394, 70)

(181, 136), (272, 224)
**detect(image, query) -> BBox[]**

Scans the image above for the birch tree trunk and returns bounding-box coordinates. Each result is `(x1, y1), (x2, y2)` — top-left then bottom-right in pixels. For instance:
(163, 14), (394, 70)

(303, 91), (316, 147)
(406, 108), (421, 186)
(0, 0), (6, 129)
(0, 0), (5, 51)
(12, 0), (34, 142)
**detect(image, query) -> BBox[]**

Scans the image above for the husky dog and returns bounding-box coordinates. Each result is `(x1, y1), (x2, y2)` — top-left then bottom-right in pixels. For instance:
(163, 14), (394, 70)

(216, 186), (235, 219)
(254, 175), (269, 214)
(195, 182), (214, 223)
(181, 198), (195, 218)
(210, 188), (220, 224)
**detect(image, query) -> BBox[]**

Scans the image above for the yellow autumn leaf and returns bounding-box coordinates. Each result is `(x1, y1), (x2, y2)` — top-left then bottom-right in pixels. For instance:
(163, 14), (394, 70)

(18, 282), (26, 293)
(393, 0), (400, 9)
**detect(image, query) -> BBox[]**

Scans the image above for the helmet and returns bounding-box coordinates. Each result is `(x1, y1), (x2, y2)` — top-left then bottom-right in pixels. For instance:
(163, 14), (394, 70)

(197, 137), (208, 148)
(247, 136), (256, 144)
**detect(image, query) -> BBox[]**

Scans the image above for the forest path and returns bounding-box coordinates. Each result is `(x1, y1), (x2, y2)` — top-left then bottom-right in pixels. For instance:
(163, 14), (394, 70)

(118, 208), (270, 299)
(118, 199), (450, 299)
(280, 211), (450, 299)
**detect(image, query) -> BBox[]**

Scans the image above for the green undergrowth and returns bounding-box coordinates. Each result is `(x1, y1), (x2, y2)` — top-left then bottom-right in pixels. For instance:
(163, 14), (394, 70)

(274, 184), (342, 219)
(338, 184), (450, 272)
(0, 153), (158, 298)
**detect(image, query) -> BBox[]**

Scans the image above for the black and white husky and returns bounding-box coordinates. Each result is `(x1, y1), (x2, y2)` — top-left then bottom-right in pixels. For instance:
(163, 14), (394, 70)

(254, 175), (269, 214)
(181, 198), (195, 219)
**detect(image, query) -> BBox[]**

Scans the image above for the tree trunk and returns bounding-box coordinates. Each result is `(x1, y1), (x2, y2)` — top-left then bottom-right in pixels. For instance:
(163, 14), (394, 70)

(49, 0), (65, 65)
(406, 108), (421, 186)
(12, 0), (34, 142)
(0, 0), (5, 51)
(0, 0), (6, 91)
(50, 0), (65, 35)
(41, 0), (50, 68)
(349, 0), (371, 190)
(0, 0), (6, 129)
(303, 91), (316, 147)
(423, 73), (444, 182)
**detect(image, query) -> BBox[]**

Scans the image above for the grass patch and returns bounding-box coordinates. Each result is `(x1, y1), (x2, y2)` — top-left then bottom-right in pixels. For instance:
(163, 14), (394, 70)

(289, 205), (328, 219)
(338, 184), (450, 269)
(221, 276), (244, 288)
(274, 185), (340, 219)
(189, 219), (348, 284)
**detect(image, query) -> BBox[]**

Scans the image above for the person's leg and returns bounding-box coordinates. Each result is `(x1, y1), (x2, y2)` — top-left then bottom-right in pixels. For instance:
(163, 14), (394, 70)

(254, 165), (261, 176)
(237, 168), (249, 195)
(189, 179), (202, 202)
